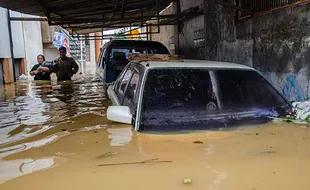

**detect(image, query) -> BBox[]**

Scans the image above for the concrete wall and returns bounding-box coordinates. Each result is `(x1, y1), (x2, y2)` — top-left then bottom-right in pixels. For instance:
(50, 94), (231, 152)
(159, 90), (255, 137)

(0, 8), (11, 58)
(177, 0), (205, 59)
(204, 0), (310, 101)
(147, 5), (175, 54)
(147, 0), (204, 57)
(43, 44), (58, 61)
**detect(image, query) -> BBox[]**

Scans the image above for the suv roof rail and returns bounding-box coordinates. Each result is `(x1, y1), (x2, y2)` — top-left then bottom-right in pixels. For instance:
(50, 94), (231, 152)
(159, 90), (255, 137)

(128, 53), (183, 62)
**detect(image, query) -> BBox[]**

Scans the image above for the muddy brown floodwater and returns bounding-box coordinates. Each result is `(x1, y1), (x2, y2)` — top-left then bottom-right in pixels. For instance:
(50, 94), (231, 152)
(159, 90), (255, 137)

(1, 65), (310, 190)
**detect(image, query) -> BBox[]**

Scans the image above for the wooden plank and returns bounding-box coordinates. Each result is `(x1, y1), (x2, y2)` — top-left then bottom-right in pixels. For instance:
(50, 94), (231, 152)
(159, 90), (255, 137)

(128, 54), (183, 62)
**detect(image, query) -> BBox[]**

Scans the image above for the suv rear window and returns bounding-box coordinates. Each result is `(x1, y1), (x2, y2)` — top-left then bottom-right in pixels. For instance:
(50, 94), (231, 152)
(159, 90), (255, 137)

(110, 47), (169, 59)
(140, 69), (291, 131)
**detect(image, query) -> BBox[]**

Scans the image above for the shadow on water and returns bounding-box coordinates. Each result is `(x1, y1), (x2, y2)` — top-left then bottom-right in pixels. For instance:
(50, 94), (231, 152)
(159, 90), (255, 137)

(0, 70), (110, 146)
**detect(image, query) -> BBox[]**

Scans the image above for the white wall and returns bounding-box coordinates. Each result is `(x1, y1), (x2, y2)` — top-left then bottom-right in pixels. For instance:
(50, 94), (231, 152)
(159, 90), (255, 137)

(10, 11), (25, 58)
(0, 8), (11, 58)
(22, 14), (43, 72)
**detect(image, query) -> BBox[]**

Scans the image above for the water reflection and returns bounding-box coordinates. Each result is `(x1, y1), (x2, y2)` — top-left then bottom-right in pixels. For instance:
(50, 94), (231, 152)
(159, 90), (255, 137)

(0, 71), (107, 145)
(108, 127), (133, 146)
(0, 158), (55, 184)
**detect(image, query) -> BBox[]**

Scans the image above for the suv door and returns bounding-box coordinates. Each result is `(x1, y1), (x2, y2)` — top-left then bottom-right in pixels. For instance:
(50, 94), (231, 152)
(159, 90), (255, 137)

(97, 47), (107, 81)
(122, 70), (140, 112)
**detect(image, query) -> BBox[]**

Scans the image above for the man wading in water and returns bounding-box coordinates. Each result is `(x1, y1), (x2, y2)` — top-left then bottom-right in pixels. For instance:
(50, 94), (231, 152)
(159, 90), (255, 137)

(52, 46), (79, 81)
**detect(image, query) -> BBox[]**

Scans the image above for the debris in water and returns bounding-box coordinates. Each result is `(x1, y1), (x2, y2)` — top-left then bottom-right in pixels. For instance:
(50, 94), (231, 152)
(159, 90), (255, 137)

(248, 151), (277, 155)
(96, 152), (118, 159)
(271, 132), (278, 135)
(183, 178), (192, 184)
(94, 130), (98, 133)
(255, 133), (259, 135)
(193, 141), (204, 144)
(96, 158), (172, 166)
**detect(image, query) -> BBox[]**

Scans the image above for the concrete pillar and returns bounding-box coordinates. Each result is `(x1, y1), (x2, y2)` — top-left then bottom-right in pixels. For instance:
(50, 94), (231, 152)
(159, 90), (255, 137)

(2, 58), (14, 84)
(95, 32), (101, 64)
(204, 0), (238, 61)
(204, 0), (220, 61)
(173, 1), (180, 55)
(89, 33), (96, 64)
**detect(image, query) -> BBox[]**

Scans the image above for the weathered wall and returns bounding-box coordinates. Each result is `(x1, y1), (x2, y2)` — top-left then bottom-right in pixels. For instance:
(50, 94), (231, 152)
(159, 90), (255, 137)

(204, 0), (310, 101)
(22, 14), (43, 72)
(250, 4), (310, 101)
(41, 22), (60, 43)
(10, 11), (25, 59)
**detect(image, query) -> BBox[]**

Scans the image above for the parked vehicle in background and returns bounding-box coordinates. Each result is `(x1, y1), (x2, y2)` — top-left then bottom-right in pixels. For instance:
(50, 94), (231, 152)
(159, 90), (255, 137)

(96, 40), (170, 84)
(107, 58), (292, 132)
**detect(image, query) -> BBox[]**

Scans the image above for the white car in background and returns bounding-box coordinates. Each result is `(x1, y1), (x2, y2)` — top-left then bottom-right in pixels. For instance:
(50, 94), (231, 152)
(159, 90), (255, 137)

(107, 59), (292, 132)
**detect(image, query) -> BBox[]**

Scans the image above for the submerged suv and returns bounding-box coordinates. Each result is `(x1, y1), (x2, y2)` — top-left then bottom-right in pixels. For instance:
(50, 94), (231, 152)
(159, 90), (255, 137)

(96, 40), (170, 83)
(107, 59), (291, 132)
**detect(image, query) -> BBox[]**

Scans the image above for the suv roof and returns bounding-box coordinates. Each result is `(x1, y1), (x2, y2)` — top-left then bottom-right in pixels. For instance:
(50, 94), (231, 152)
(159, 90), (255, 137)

(135, 60), (254, 70)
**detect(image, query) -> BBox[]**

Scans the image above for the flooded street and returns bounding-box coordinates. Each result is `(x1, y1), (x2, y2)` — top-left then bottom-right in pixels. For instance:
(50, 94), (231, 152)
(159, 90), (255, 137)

(1, 64), (310, 190)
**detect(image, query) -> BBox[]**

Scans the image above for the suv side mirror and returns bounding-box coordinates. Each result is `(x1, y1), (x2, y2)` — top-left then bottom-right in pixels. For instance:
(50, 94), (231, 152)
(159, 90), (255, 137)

(107, 106), (132, 124)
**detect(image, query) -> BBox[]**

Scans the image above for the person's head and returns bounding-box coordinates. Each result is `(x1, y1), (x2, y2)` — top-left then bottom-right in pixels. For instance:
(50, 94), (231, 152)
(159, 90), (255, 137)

(37, 54), (45, 64)
(58, 46), (67, 59)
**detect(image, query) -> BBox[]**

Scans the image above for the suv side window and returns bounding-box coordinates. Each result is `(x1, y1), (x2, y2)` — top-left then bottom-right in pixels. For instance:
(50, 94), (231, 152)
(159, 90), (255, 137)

(123, 71), (140, 109)
(98, 50), (103, 67)
(116, 67), (133, 102)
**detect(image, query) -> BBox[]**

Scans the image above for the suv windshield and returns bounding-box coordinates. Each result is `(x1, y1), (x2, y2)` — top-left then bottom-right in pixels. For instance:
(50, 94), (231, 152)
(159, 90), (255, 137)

(140, 68), (291, 131)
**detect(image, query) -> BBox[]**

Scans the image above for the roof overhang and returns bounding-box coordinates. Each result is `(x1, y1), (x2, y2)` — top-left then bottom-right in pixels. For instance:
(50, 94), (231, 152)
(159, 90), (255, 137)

(0, 0), (178, 33)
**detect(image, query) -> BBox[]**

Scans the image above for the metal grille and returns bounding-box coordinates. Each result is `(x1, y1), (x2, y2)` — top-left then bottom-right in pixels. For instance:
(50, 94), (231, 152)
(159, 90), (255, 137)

(240, 0), (300, 16)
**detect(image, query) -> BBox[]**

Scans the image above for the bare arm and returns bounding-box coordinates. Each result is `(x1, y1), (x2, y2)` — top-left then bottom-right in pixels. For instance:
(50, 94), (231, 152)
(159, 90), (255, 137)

(40, 66), (50, 72)
(29, 65), (39, 76)
(29, 70), (38, 76)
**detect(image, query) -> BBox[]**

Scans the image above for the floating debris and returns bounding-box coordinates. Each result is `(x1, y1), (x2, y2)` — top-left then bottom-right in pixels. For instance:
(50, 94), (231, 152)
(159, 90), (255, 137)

(183, 178), (192, 184)
(193, 141), (204, 144)
(96, 158), (172, 167)
(248, 151), (277, 155)
(96, 152), (118, 159)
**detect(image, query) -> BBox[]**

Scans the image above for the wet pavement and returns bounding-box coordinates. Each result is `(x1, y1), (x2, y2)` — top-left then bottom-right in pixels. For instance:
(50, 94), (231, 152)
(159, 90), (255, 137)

(1, 64), (310, 189)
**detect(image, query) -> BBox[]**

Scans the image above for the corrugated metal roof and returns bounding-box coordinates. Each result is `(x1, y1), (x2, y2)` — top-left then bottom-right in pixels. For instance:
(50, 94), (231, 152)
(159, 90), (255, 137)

(0, 0), (175, 33)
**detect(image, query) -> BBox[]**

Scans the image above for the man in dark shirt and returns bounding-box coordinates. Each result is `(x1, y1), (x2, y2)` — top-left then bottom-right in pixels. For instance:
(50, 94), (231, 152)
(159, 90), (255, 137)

(52, 46), (79, 81)
(29, 54), (51, 80)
